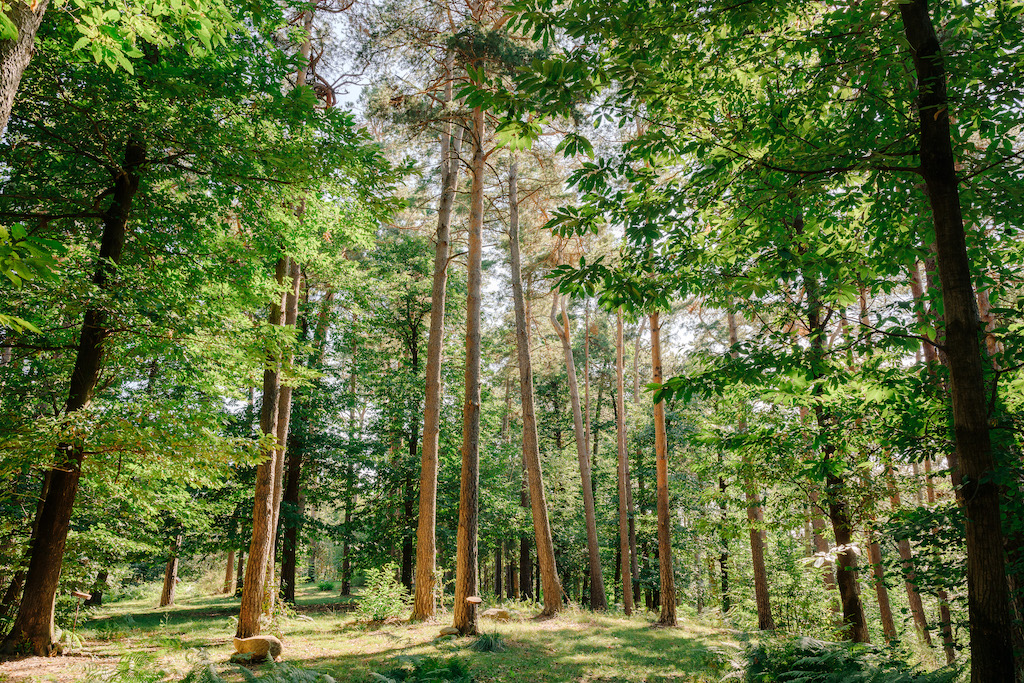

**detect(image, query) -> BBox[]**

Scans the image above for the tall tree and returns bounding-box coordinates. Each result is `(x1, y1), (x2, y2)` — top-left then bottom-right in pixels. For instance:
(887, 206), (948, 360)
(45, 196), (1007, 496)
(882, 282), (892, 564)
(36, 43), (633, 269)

(650, 311), (676, 626)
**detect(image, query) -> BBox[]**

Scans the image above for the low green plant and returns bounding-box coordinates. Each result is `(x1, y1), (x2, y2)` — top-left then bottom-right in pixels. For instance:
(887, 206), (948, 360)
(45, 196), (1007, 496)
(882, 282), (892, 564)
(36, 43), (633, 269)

(469, 632), (506, 653)
(744, 637), (960, 683)
(370, 655), (474, 682)
(181, 654), (336, 683)
(356, 563), (410, 622)
(83, 653), (167, 682)
(317, 580), (336, 591)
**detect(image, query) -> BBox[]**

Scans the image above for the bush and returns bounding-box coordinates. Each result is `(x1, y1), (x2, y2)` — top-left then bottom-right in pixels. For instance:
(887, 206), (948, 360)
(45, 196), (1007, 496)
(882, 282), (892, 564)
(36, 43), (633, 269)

(370, 656), (473, 682)
(356, 563), (409, 622)
(744, 637), (960, 683)
(317, 580), (336, 591)
(469, 632), (506, 653)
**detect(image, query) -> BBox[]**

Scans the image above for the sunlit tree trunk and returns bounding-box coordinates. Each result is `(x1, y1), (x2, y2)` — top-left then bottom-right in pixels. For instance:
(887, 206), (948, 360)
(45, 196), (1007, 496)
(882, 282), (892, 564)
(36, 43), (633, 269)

(0, 0), (49, 135)
(224, 551), (236, 595)
(650, 311), (676, 626)
(160, 535), (183, 607)
(236, 256), (288, 639)
(551, 292), (607, 610)
(616, 310), (634, 616)
(412, 50), (464, 621)
(509, 156), (561, 616)
(453, 101), (484, 637)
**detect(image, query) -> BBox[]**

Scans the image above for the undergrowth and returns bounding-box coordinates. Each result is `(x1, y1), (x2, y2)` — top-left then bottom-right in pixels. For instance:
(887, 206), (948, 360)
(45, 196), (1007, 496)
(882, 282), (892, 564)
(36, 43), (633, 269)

(370, 655), (474, 683)
(744, 637), (961, 683)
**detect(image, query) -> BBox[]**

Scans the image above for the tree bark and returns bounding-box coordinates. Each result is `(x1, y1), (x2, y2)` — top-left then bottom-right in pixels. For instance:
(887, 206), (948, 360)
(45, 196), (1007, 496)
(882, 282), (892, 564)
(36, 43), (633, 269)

(453, 102), (484, 637)
(887, 468), (933, 644)
(650, 312), (676, 626)
(509, 156), (562, 616)
(1, 139), (145, 656)
(0, 0), (49, 135)
(899, 3), (1013, 679)
(616, 310), (634, 616)
(411, 52), (464, 621)
(224, 551), (236, 595)
(236, 256), (288, 639)
(159, 535), (183, 607)
(551, 293), (607, 610)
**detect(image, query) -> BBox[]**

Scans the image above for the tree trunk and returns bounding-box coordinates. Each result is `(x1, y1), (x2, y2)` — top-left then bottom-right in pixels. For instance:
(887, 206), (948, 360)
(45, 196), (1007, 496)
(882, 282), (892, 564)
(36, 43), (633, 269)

(551, 293), (607, 610)
(0, 0), (49, 135)
(160, 535), (183, 607)
(884, 468), (934, 645)
(264, 259), (301, 613)
(509, 155), (562, 616)
(412, 51), (464, 621)
(224, 551), (236, 595)
(650, 312), (676, 626)
(616, 310), (634, 616)
(899, 3), (1013, 679)
(865, 532), (898, 643)
(494, 544), (503, 597)
(236, 256), (288, 639)
(0, 139), (145, 656)
(453, 102), (484, 637)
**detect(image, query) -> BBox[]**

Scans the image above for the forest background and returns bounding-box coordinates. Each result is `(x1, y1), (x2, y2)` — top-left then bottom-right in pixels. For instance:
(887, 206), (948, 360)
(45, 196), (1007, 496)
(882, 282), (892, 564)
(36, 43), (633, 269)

(0, 0), (1022, 681)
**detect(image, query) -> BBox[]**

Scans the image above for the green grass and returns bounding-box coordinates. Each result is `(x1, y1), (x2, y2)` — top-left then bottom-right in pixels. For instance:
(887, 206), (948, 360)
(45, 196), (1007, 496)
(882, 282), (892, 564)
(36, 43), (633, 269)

(38, 584), (740, 682)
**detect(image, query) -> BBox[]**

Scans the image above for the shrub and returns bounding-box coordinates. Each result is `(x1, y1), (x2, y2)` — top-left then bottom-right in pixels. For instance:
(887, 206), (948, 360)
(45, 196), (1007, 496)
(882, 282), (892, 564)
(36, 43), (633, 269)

(370, 655), (473, 682)
(469, 632), (506, 653)
(744, 637), (960, 683)
(356, 563), (409, 622)
(317, 580), (336, 591)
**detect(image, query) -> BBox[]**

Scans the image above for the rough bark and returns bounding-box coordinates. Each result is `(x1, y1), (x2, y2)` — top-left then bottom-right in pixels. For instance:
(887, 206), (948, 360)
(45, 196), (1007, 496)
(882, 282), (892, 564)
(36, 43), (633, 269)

(411, 52), (464, 621)
(866, 532), (898, 642)
(0, 0), (49, 135)
(0, 139), (145, 656)
(650, 312), (676, 626)
(508, 156), (561, 616)
(899, 3), (1013, 679)
(236, 256), (288, 639)
(551, 293), (607, 610)
(616, 310), (634, 616)
(887, 469), (933, 644)
(453, 102), (484, 637)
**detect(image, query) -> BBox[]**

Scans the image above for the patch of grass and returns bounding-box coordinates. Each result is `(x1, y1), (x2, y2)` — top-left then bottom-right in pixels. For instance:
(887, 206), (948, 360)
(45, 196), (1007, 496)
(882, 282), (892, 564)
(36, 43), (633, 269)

(468, 633), (506, 653)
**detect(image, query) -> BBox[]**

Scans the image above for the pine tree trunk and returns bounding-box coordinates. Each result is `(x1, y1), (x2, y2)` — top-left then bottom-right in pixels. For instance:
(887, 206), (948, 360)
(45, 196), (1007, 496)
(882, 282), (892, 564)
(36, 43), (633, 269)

(551, 293), (607, 610)
(1, 139), (145, 656)
(616, 310), (634, 616)
(453, 102), (484, 637)
(650, 312), (676, 626)
(899, 3), (1013, 679)
(224, 551), (236, 595)
(411, 51), (463, 621)
(509, 156), (561, 616)
(866, 533), (898, 642)
(236, 256), (288, 639)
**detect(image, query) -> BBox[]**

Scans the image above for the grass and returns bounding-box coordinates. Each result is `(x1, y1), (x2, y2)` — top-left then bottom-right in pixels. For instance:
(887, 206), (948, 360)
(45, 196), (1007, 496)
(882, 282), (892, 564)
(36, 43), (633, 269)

(2, 583), (742, 682)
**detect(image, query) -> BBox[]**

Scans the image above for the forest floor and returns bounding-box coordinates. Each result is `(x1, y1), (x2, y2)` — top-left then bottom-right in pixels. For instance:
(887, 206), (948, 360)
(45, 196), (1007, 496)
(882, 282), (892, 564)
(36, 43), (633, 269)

(0, 583), (743, 682)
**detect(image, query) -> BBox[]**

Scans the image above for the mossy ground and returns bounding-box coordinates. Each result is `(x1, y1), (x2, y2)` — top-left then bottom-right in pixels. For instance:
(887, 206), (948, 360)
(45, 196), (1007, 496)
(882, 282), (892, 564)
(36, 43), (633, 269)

(0, 583), (742, 682)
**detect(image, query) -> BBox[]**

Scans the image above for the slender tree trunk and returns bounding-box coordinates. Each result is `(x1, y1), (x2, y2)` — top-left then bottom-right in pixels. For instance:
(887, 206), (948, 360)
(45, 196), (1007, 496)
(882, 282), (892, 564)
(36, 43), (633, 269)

(236, 256), (288, 639)
(453, 102), (484, 637)
(412, 52), (464, 621)
(495, 544), (502, 597)
(727, 312), (773, 629)
(160, 535), (183, 607)
(509, 156), (561, 616)
(900, 3), (1012, 679)
(865, 531), (898, 643)
(236, 550), (245, 596)
(1, 139), (145, 656)
(224, 551), (236, 595)
(616, 310), (634, 616)
(0, 0), (49, 135)
(650, 312), (676, 626)
(717, 471), (730, 614)
(551, 293), (607, 610)
(887, 469), (933, 644)
(265, 259), (301, 613)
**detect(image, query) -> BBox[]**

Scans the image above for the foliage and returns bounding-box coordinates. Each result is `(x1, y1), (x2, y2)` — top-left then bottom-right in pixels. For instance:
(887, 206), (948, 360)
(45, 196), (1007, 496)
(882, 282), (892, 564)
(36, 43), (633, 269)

(469, 632), (507, 653)
(317, 580), (337, 592)
(83, 652), (168, 683)
(743, 637), (960, 683)
(370, 656), (474, 683)
(356, 563), (410, 622)
(181, 657), (337, 683)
